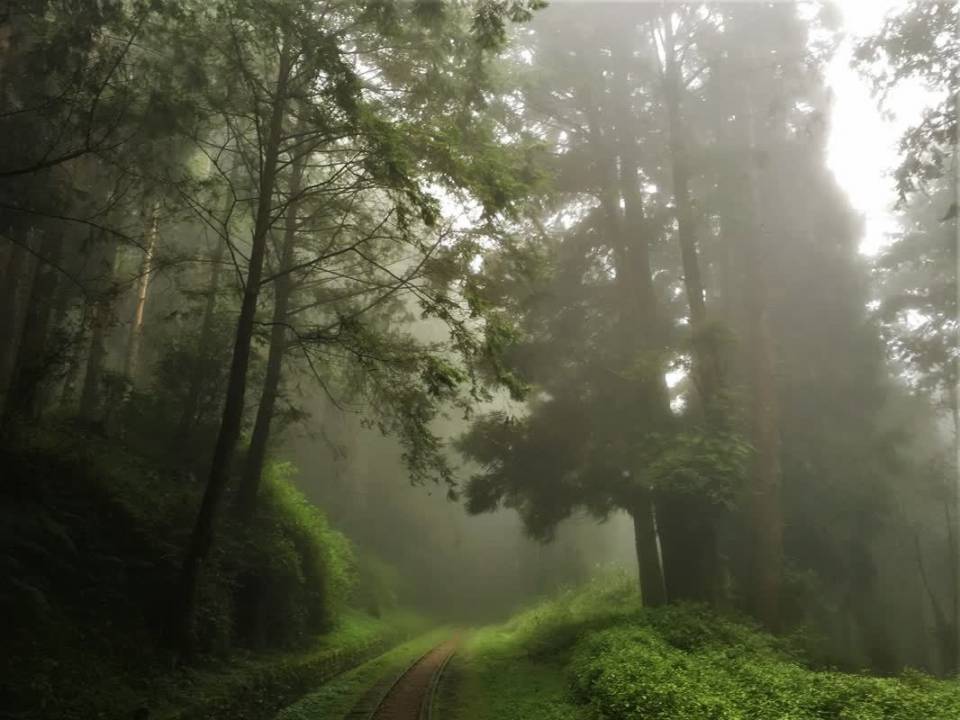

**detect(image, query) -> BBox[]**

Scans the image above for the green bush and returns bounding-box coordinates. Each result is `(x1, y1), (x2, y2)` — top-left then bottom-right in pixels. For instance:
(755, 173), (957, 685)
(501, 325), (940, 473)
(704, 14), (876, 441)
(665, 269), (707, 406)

(454, 574), (960, 720)
(223, 462), (356, 647)
(569, 611), (960, 720)
(0, 426), (365, 719)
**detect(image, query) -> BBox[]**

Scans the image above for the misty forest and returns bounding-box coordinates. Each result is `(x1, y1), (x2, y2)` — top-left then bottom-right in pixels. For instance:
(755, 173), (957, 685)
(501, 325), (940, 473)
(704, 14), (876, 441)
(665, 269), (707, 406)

(1, 1), (958, 718)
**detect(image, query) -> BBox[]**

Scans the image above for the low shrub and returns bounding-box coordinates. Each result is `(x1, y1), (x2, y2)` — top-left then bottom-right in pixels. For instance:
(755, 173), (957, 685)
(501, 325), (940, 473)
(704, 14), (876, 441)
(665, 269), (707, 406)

(451, 574), (960, 720)
(570, 613), (960, 720)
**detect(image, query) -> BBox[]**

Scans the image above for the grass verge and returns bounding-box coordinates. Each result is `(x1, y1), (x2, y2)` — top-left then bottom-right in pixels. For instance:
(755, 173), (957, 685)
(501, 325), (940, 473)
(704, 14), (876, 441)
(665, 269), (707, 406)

(442, 572), (960, 720)
(154, 610), (428, 720)
(276, 628), (453, 720)
(438, 574), (638, 720)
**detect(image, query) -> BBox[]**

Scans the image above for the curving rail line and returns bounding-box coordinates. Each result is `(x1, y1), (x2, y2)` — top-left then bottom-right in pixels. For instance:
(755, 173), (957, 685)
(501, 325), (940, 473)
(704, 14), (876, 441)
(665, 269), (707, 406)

(344, 638), (458, 720)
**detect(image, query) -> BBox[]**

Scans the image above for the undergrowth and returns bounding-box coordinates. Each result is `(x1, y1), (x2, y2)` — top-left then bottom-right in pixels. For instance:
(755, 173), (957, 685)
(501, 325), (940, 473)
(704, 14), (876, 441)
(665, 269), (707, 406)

(0, 423), (401, 719)
(447, 572), (960, 720)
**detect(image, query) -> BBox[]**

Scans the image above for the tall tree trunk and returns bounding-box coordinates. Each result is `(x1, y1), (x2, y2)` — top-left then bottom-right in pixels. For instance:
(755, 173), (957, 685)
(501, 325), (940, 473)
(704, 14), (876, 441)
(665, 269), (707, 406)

(2, 232), (63, 424)
(124, 199), (160, 385)
(238, 151), (306, 515)
(584, 77), (669, 604)
(631, 491), (667, 607)
(952, 94), (960, 673)
(745, 273), (782, 627)
(651, 12), (732, 604)
(0, 235), (28, 401)
(168, 44), (292, 657)
(739, 95), (784, 631)
(0, 237), (10, 284)
(78, 300), (110, 421)
(78, 241), (119, 423)
(617, 136), (670, 607)
(660, 11), (723, 419)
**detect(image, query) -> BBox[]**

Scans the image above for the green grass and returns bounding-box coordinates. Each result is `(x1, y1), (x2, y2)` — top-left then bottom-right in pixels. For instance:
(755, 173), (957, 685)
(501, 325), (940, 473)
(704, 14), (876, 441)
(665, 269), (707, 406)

(154, 610), (428, 720)
(445, 627), (587, 720)
(276, 628), (453, 720)
(438, 573), (639, 720)
(441, 572), (960, 720)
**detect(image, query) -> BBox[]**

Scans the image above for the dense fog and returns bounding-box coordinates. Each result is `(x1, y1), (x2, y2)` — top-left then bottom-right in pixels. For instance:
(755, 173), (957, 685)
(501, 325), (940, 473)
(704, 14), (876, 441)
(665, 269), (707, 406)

(1, 2), (957, 718)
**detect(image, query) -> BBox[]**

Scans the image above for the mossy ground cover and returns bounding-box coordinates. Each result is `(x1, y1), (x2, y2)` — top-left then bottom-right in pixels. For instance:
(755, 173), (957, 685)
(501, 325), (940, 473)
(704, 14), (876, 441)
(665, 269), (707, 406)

(444, 573), (960, 720)
(275, 628), (452, 720)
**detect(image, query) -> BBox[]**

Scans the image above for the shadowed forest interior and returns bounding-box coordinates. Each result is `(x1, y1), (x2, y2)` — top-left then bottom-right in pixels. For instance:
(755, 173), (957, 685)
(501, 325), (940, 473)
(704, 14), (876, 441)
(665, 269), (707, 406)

(1, 1), (958, 719)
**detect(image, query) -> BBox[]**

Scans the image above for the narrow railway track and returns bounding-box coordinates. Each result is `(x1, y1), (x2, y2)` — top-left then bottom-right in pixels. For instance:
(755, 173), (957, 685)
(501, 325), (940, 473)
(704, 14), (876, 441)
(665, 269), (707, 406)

(344, 638), (458, 720)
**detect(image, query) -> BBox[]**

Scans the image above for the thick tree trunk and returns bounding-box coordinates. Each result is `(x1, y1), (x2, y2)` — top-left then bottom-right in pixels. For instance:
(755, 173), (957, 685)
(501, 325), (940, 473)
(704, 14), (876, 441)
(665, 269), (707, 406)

(616, 146), (672, 605)
(238, 151), (306, 515)
(631, 492), (666, 606)
(647, 17), (725, 603)
(746, 281), (782, 626)
(2, 232), (63, 424)
(740, 98), (784, 631)
(952, 386), (960, 673)
(168, 45), (292, 658)
(953, 91), (960, 674)
(657, 495), (720, 602)
(124, 199), (160, 385)
(585, 76), (670, 604)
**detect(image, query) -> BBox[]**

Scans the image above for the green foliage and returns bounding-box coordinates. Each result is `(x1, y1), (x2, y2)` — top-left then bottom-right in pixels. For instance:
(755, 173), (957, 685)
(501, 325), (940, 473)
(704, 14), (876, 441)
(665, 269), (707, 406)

(444, 573), (645, 720)
(873, 179), (957, 407)
(855, 0), (958, 198)
(451, 575), (960, 720)
(472, 0), (549, 50)
(638, 431), (752, 508)
(558, 582), (960, 720)
(117, 313), (240, 464)
(223, 462), (356, 646)
(0, 426), (370, 719)
(570, 621), (960, 720)
(490, 570), (640, 656)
